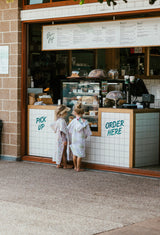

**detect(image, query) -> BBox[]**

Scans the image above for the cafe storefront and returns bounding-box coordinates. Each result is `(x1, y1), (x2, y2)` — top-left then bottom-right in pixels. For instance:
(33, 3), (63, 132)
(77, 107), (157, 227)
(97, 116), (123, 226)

(20, 0), (160, 177)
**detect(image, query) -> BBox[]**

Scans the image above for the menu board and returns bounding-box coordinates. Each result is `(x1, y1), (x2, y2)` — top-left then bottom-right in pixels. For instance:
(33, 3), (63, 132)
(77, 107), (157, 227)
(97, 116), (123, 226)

(42, 17), (160, 50)
(0, 46), (8, 74)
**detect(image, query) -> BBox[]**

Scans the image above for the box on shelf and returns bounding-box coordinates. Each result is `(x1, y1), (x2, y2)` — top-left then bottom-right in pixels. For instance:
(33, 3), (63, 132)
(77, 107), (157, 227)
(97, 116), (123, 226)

(28, 93), (35, 105)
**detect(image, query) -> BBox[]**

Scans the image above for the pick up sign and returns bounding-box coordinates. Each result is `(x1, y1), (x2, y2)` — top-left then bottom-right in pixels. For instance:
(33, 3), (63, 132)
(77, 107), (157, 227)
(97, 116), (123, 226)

(36, 116), (47, 130)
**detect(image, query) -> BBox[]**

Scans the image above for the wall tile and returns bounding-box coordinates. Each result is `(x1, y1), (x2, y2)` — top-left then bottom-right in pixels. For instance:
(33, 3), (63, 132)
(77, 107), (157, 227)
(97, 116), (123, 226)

(135, 113), (159, 167)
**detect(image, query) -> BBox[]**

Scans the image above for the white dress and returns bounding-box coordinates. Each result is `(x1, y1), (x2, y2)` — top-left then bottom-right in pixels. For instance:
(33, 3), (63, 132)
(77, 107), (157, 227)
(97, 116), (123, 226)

(68, 118), (92, 158)
(51, 118), (71, 164)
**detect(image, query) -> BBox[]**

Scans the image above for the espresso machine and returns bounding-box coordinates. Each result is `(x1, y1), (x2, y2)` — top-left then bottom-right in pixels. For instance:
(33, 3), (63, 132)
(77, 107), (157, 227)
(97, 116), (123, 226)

(122, 75), (137, 109)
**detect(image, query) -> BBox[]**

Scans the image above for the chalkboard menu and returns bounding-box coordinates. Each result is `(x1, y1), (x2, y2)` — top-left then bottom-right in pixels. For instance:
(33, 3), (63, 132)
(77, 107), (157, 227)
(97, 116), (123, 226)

(42, 17), (160, 50)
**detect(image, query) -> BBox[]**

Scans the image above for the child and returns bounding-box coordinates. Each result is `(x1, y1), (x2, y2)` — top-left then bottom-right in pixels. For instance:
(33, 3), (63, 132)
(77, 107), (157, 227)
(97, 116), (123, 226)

(68, 103), (92, 172)
(51, 104), (71, 168)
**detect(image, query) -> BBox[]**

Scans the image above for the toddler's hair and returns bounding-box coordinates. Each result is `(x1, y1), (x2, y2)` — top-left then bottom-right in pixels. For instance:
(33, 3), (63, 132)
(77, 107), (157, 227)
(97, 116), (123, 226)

(73, 102), (84, 115)
(56, 104), (70, 119)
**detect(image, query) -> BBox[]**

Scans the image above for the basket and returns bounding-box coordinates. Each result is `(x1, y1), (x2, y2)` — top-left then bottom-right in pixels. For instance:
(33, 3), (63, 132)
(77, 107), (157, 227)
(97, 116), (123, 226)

(37, 98), (53, 105)
(29, 93), (35, 105)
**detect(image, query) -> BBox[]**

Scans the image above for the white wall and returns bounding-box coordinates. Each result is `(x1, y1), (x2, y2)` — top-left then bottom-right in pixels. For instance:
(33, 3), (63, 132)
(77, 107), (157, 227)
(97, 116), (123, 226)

(144, 79), (160, 108)
(21, 0), (160, 21)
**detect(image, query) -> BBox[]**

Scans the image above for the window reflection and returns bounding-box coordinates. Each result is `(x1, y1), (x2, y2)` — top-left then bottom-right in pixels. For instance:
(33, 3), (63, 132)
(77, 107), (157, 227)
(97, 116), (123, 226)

(149, 47), (160, 75)
(52, 0), (68, 1)
(27, 0), (50, 4)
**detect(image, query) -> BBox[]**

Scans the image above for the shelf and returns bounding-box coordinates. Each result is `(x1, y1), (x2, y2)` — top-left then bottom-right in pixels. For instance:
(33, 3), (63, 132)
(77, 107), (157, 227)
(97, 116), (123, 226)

(150, 54), (160, 57)
(90, 125), (98, 128)
(72, 92), (99, 95)
(82, 104), (99, 107)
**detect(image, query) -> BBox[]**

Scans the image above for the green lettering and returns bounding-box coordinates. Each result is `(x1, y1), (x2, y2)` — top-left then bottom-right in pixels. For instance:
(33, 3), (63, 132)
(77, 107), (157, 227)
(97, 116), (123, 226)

(121, 120), (124, 126)
(117, 120), (120, 127)
(118, 127), (122, 134)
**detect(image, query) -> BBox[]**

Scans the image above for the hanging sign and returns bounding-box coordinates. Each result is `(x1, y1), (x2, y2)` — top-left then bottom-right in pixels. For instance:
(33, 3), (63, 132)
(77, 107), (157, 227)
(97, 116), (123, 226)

(42, 17), (160, 50)
(0, 46), (9, 74)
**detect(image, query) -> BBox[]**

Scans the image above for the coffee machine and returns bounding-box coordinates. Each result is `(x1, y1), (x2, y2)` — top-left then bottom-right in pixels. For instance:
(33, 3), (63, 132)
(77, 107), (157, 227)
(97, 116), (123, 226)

(123, 77), (150, 109)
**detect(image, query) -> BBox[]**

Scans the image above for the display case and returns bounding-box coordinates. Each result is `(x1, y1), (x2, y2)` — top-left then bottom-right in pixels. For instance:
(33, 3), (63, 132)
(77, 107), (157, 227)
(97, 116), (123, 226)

(62, 79), (101, 132)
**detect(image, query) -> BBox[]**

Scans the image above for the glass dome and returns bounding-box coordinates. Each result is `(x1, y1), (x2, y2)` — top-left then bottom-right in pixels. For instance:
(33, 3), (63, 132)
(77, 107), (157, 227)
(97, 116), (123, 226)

(88, 69), (107, 78)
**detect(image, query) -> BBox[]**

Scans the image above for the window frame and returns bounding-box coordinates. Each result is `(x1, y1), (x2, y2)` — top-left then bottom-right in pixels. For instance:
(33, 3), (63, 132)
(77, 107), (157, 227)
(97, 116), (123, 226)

(23, 0), (97, 10)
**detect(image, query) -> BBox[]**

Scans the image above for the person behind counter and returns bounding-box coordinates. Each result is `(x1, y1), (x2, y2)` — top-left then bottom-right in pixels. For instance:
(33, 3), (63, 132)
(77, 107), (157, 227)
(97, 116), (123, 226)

(51, 62), (67, 104)
(68, 103), (92, 172)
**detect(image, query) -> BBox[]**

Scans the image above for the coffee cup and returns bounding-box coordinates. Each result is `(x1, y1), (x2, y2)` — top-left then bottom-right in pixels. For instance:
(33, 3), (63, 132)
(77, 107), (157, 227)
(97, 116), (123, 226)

(130, 76), (135, 83)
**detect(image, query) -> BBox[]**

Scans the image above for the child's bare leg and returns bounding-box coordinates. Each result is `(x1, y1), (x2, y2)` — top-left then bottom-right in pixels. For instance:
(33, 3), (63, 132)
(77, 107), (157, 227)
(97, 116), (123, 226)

(62, 145), (67, 168)
(73, 155), (77, 170)
(77, 157), (84, 171)
(56, 164), (63, 168)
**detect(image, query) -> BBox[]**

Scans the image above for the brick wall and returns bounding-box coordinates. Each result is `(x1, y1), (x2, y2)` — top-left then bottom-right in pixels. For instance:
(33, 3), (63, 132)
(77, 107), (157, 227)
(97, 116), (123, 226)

(0, 0), (22, 160)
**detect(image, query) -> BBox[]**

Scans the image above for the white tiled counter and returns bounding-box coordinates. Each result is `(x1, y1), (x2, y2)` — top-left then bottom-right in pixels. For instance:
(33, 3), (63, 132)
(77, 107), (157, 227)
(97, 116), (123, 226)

(134, 112), (159, 167)
(28, 106), (160, 168)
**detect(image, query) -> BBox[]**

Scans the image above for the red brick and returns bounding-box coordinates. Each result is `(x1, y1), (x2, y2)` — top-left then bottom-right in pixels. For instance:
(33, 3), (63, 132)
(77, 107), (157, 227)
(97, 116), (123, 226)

(9, 111), (21, 123)
(9, 89), (18, 100)
(3, 100), (18, 111)
(10, 43), (19, 54)
(0, 0), (9, 10)
(0, 89), (9, 99)
(2, 133), (9, 145)
(3, 122), (19, 134)
(0, 21), (10, 32)
(2, 144), (20, 157)
(11, 20), (21, 32)
(10, 88), (21, 100)
(3, 9), (19, 21)
(10, 133), (21, 145)
(3, 78), (18, 89)
(10, 66), (19, 78)
(3, 32), (18, 43)
(0, 11), (3, 20)
(0, 111), (9, 121)
(0, 100), (2, 110)
(0, 33), (2, 43)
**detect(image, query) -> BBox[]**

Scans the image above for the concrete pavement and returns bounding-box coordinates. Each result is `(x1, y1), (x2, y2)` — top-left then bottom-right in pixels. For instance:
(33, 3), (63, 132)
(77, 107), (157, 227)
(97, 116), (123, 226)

(98, 217), (160, 235)
(0, 161), (159, 235)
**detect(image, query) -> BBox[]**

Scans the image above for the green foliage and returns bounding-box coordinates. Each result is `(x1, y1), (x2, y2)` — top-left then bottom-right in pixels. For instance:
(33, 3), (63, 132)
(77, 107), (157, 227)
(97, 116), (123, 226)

(6, 0), (14, 3)
(149, 0), (157, 4)
(75, 0), (157, 6)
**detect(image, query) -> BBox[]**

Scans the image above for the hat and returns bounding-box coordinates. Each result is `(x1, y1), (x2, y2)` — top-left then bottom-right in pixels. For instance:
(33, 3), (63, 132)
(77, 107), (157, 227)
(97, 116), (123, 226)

(56, 105), (70, 116)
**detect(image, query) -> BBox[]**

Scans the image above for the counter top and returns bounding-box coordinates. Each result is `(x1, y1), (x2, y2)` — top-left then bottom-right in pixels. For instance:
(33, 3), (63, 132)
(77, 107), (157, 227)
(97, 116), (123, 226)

(28, 105), (160, 113)
(99, 108), (160, 113)
(28, 105), (57, 110)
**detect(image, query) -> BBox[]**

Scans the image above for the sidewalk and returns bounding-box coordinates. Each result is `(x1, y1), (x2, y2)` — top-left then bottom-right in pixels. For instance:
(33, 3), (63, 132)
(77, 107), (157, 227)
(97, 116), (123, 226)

(0, 161), (159, 235)
(98, 217), (160, 235)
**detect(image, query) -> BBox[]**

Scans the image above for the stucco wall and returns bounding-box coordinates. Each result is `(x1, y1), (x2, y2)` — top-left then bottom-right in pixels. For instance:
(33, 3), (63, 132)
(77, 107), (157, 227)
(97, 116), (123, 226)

(0, 0), (22, 160)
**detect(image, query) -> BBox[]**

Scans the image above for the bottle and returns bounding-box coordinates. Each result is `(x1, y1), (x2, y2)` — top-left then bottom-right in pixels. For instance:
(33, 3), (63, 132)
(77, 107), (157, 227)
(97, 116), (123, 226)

(58, 99), (61, 105)
(126, 64), (130, 75)
(121, 64), (125, 76)
(31, 76), (34, 88)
